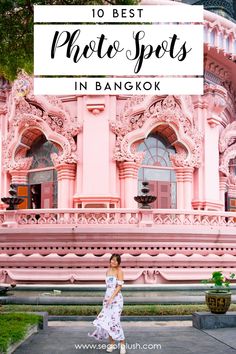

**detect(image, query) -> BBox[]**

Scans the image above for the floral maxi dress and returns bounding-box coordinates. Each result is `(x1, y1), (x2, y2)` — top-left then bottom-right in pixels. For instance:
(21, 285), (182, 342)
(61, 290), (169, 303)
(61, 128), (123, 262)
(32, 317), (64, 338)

(88, 275), (125, 341)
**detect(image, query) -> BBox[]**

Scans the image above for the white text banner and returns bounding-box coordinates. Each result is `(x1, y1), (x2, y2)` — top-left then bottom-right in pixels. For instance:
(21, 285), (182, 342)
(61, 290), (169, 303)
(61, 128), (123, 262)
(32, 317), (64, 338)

(34, 24), (203, 76)
(34, 77), (204, 95)
(34, 5), (203, 23)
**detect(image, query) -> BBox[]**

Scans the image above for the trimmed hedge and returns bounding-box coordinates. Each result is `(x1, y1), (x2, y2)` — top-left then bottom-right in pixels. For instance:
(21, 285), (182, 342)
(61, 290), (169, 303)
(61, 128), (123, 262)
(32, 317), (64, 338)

(1, 304), (236, 316)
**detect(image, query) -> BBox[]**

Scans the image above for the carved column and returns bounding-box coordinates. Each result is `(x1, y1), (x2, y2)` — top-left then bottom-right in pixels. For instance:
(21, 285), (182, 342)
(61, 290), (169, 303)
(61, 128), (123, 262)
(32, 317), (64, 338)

(203, 84), (227, 210)
(5, 158), (33, 207)
(118, 161), (140, 208)
(219, 174), (228, 208)
(6, 157), (33, 185)
(9, 170), (28, 184)
(0, 103), (7, 207)
(0, 158), (32, 210)
(174, 168), (184, 209)
(183, 167), (194, 209)
(192, 95), (207, 208)
(174, 167), (194, 210)
(55, 164), (76, 208)
(228, 175), (236, 199)
(228, 185), (236, 198)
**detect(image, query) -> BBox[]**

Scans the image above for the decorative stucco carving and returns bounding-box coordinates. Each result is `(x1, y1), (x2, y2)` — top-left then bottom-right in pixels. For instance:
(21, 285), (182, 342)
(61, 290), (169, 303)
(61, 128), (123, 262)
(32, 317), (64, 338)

(3, 71), (81, 170)
(8, 157), (33, 171)
(204, 57), (235, 120)
(219, 119), (236, 178)
(204, 83), (228, 128)
(219, 143), (236, 176)
(51, 151), (77, 166)
(228, 173), (236, 186)
(143, 270), (159, 284)
(219, 121), (236, 153)
(111, 95), (202, 168)
(0, 103), (7, 116)
(205, 56), (230, 82)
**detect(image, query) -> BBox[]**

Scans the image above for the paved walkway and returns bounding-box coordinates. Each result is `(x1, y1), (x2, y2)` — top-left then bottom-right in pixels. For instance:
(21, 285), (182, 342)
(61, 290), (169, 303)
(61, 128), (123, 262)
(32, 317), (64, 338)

(14, 321), (236, 354)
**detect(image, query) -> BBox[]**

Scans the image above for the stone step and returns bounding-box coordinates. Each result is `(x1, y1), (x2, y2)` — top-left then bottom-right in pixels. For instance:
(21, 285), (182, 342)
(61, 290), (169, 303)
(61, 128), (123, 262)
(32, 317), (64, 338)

(193, 312), (236, 329)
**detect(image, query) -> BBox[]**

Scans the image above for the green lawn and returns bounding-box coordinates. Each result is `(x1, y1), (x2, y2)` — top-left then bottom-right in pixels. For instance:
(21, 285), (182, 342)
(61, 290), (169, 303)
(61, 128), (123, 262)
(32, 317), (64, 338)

(0, 313), (42, 354)
(1, 304), (236, 316)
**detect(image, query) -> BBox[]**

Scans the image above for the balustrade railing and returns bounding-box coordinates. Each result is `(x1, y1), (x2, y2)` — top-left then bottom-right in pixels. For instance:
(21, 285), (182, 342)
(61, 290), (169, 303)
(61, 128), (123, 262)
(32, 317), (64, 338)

(152, 211), (236, 227)
(0, 208), (235, 228)
(0, 209), (140, 227)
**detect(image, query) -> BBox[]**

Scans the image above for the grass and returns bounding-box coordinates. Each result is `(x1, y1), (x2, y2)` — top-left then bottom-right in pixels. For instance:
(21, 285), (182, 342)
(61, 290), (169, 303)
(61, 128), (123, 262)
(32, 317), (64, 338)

(0, 313), (42, 354)
(1, 304), (236, 316)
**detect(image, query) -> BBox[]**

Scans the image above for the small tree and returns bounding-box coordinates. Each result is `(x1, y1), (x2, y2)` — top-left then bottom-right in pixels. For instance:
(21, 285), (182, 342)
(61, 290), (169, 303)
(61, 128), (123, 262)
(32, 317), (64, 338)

(202, 271), (235, 292)
(0, 0), (138, 81)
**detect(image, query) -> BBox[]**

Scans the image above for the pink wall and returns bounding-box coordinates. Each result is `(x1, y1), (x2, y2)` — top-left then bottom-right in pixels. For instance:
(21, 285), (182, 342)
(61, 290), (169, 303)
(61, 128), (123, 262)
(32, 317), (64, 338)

(0, 1), (235, 213)
(0, 0), (235, 285)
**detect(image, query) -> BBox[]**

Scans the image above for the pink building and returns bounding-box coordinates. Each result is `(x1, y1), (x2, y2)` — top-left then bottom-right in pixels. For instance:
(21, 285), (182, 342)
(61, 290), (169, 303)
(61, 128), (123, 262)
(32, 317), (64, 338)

(0, 0), (235, 285)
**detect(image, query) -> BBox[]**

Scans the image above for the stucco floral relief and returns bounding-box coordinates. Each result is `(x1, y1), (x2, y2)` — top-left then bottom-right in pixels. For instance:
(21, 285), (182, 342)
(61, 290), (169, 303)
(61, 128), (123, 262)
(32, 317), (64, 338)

(111, 95), (202, 168)
(219, 121), (236, 153)
(219, 143), (236, 177)
(3, 72), (81, 171)
(219, 121), (236, 178)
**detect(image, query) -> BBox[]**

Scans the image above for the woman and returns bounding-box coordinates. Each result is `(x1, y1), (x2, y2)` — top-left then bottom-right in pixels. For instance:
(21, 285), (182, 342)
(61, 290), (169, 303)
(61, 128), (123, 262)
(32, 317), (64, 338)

(88, 254), (126, 354)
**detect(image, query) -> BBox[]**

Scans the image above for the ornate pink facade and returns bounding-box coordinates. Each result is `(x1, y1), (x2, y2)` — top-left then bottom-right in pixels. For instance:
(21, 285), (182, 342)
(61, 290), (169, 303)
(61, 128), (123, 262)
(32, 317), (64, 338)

(0, 0), (236, 284)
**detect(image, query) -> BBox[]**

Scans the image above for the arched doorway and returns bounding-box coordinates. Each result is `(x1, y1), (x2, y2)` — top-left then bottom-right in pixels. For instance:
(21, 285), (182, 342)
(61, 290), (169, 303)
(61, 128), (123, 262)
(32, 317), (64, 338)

(137, 131), (176, 209)
(26, 135), (58, 209)
(14, 131), (59, 210)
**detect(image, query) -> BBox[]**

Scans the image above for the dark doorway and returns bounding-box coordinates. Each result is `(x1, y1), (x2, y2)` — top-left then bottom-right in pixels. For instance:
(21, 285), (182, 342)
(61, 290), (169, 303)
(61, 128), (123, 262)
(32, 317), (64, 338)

(30, 184), (41, 209)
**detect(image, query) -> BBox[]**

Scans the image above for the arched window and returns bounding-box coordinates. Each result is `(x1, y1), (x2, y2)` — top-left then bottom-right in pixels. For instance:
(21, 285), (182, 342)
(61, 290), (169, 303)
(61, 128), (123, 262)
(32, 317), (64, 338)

(219, 33), (224, 49)
(226, 157), (236, 212)
(137, 133), (176, 209)
(226, 36), (230, 52)
(210, 30), (215, 46)
(229, 157), (236, 176)
(137, 134), (175, 167)
(204, 26), (208, 42)
(26, 135), (58, 169)
(25, 135), (58, 209)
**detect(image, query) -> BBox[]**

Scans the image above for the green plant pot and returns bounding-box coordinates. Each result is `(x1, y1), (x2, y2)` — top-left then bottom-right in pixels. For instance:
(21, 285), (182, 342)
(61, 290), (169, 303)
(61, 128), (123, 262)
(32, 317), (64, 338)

(205, 290), (231, 314)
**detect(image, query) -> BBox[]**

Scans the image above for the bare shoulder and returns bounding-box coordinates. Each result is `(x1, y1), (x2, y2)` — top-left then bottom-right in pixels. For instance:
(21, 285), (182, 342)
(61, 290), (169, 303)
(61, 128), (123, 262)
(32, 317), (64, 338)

(117, 267), (124, 279)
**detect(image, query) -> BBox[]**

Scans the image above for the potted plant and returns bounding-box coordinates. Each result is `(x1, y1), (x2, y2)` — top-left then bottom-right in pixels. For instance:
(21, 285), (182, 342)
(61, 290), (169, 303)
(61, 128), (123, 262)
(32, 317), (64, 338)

(202, 270), (235, 314)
